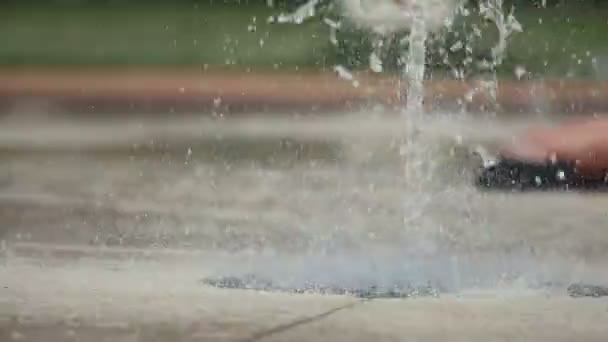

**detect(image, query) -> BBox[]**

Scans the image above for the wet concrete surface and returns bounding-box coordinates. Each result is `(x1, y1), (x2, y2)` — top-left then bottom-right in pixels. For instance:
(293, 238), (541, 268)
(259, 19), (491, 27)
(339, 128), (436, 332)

(1, 111), (608, 341)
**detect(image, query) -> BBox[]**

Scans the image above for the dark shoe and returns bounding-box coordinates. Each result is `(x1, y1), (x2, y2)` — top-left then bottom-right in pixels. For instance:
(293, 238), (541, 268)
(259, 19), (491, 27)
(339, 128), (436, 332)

(475, 158), (581, 191)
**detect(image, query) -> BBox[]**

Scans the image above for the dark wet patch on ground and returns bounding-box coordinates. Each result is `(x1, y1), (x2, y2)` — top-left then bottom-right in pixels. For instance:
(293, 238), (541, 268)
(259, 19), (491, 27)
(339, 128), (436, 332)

(202, 275), (608, 300)
(200, 274), (442, 299)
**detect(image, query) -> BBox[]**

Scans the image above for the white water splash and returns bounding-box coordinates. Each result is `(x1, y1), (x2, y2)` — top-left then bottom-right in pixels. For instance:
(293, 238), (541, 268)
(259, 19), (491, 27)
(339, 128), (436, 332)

(404, 10), (427, 120)
(323, 18), (341, 46)
(340, 0), (458, 34)
(334, 65), (359, 88)
(337, 0), (460, 189)
(270, 0), (320, 24)
(402, 5), (429, 188)
(463, 0), (522, 112)
(270, 0), (522, 231)
(479, 0), (523, 67)
(369, 51), (383, 73)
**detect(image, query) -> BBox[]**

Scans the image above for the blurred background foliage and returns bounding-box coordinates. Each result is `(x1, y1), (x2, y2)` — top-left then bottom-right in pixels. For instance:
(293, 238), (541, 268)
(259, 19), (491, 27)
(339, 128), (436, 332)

(1, 0), (607, 78)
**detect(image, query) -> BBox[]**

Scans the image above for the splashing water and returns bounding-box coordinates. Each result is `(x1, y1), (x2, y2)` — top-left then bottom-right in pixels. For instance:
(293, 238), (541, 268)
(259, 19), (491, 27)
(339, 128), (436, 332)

(340, 0), (457, 34)
(402, 4), (429, 189)
(269, 0), (320, 24)
(480, 0), (523, 67)
(469, 1), (522, 109)
(271, 2), (431, 223)
(273, 0), (457, 180)
(272, 0), (522, 231)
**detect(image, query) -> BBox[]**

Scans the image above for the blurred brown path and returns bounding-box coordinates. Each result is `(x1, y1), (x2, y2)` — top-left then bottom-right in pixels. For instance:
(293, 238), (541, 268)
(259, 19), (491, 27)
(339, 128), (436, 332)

(1, 67), (608, 115)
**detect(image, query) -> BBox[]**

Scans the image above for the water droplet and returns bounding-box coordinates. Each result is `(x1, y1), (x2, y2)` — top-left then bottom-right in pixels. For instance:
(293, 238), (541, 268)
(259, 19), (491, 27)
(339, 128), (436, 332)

(450, 40), (463, 52)
(11, 331), (24, 340)
(334, 65), (355, 81)
(369, 51), (383, 73)
(514, 65), (526, 80)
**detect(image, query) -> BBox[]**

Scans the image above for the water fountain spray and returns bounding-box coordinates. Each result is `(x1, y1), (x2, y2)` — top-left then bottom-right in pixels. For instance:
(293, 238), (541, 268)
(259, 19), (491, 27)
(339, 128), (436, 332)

(271, 0), (523, 216)
(271, 0), (459, 173)
(479, 0), (523, 67)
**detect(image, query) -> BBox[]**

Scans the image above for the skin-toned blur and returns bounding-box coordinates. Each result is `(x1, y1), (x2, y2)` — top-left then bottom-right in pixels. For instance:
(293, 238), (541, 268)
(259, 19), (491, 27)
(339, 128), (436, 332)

(500, 117), (608, 178)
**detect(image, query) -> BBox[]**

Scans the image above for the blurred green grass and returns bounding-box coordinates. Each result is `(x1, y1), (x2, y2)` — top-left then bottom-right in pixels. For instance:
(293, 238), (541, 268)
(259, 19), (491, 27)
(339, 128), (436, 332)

(1, 2), (607, 78)
(0, 3), (332, 67)
(505, 5), (608, 77)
